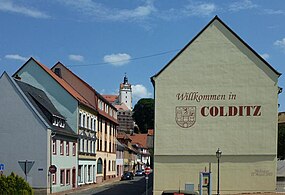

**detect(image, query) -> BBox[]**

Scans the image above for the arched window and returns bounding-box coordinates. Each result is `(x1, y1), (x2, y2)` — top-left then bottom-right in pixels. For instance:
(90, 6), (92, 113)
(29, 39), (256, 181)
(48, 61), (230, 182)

(97, 158), (103, 174)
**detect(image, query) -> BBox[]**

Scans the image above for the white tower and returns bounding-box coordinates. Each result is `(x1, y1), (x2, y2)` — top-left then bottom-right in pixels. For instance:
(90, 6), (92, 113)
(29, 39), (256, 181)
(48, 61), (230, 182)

(119, 73), (132, 110)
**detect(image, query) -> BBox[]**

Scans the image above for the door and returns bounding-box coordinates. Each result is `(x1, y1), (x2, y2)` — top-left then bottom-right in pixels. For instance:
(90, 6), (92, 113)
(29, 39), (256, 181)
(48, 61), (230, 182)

(72, 168), (76, 188)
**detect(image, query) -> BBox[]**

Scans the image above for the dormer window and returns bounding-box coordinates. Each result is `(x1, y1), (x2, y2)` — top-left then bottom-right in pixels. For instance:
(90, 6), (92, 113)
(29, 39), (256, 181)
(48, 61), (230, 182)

(52, 118), (59, 126)
(59, 120), (65, 128)
(52, 117), (65, 128)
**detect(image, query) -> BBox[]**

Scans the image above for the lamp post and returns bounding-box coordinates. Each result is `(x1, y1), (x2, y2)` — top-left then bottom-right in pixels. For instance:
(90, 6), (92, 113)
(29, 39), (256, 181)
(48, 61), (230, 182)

(50, 131), (56, 194)
(216, 148), (222, 195)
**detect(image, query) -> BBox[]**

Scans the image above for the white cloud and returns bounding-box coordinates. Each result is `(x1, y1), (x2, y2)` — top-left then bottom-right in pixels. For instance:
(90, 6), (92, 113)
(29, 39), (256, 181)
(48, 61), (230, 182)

(59, 0), (155, 22)
(132, 84), (152, 101)
(0, 0), (50, 18)
(264, 9), (285, 15)
(183, 2), (217, 16)
(260, 53), (270, 60)
(5, 54), (28, 62)
(274, 38), (285, 52)
(103, 53), (131, 66)
(229, 0), (258, 12)
(132, 84), (152, 105)
(69, 54), (84, 62)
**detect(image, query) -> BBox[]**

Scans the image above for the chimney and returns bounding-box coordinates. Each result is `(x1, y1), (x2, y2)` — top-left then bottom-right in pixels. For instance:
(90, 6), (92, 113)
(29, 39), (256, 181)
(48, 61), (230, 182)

(54, 68), (62, 78)
(14, 74), (21, 80)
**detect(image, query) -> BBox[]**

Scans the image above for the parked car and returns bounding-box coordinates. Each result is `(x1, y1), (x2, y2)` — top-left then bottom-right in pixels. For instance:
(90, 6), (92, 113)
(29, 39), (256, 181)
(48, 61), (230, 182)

(135, 170), (145, 176)
(121, 171), (134, 180)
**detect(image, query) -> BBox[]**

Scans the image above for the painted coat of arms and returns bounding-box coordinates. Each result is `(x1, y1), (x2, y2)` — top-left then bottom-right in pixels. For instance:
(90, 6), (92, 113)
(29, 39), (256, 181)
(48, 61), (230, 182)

(175, 106), (196, 128)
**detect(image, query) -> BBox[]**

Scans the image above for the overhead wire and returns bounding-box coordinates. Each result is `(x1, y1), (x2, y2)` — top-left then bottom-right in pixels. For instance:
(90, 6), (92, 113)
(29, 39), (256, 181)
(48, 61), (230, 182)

(67, 48), (181, 67)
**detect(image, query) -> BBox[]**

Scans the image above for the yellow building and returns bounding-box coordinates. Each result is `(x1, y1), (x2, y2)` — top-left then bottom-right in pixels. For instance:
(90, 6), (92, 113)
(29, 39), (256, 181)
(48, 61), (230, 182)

(151, 16), (281, 194)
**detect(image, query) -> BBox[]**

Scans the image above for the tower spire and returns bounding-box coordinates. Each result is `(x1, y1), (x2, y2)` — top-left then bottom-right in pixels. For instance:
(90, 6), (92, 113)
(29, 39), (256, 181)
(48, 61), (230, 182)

(124, 72), (128, 84)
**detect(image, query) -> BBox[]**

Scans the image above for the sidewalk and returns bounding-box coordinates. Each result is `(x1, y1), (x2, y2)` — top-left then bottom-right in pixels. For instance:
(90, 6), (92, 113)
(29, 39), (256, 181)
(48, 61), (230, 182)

(53, 177), (121, 195)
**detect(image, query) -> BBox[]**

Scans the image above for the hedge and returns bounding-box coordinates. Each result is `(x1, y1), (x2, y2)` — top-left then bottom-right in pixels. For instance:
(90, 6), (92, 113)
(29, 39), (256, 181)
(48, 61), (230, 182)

(0, 172), (33, 195)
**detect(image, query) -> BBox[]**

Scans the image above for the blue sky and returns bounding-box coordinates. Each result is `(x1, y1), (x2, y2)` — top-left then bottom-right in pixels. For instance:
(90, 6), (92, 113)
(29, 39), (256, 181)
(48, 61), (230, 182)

(0, 0), (285, 111)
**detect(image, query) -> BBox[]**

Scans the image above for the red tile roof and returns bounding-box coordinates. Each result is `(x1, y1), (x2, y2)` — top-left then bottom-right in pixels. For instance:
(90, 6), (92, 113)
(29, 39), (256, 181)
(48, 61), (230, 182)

(51, 62), (118, 124)
(117, 132), (132, 141)
(102, 95), (118, 104)
(114, 103), (129, 111)
(14, 57), (95, 110)
(129, 133), (148, 148)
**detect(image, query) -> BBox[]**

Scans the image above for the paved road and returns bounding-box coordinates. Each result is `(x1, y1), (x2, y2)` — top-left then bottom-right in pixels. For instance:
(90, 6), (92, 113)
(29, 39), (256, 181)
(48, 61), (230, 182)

(69, 173), (153, 195)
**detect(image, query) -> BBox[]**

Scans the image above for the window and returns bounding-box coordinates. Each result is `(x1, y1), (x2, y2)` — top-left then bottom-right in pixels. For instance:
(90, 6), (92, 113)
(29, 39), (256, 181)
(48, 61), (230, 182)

(52, 173), (56, 185)
(86, 140), (89, 153)
(59, 119), (65, 128)
(78, 165), (82, 183)
(72, 143), (76, 156)
(97, 158), (103, 174)
(93, 142), (96, 154)
(60, 169), (65, 185)
(87, 116), (90, 129)
(108, 160), (111, 171)
(83, 115), (86, 128)
(60, 141), (64, 155)
(79, 113), (82, 127)
(53, 118), (59, 126)
(66, 169), (70, 185)
(93, 119), (96, 131)
(52, 139), (57, 155)
(88, 165), (91, 181)
(82, 139), (85, 152)
(66, 142), (69, 156)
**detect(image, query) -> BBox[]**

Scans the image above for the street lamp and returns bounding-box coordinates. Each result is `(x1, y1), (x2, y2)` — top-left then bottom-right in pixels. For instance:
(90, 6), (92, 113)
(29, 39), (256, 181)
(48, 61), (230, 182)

(50, 131), (56, 194)
(216, 148), (222, 195)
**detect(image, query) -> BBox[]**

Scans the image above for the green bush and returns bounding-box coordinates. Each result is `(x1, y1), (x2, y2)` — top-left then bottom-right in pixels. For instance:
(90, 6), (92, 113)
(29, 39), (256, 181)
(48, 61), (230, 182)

(0, 172), (33, 195)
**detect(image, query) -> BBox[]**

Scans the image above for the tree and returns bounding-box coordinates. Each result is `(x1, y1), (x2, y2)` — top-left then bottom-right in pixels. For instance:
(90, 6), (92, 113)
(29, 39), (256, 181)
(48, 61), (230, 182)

(0, 172), (33, 194)
(132, 98), (154, 134)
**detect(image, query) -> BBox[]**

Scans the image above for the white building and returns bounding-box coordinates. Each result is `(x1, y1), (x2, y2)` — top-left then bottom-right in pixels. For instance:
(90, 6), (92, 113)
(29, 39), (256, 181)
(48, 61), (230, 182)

(119, 74), (132, 111)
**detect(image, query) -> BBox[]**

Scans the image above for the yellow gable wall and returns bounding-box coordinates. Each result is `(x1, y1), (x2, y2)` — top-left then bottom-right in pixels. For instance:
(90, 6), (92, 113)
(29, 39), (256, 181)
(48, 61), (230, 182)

(153, 18), (279, 194)
(154, 19), (279, 156)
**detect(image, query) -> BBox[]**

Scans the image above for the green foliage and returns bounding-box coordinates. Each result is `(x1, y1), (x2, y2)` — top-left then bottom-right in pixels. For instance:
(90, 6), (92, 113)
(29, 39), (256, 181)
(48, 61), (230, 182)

(0, 172), (33, 195)
(132, 98), (154, 134)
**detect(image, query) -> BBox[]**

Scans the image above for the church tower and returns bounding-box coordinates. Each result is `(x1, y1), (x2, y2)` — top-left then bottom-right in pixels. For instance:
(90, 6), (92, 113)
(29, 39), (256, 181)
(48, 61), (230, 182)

(119, 73), (132, 110)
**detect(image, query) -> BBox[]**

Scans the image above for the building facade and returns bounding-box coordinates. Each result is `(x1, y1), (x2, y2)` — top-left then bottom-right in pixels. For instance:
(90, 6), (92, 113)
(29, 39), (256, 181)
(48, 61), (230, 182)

(0, 72), (78, 194)
(116, 104), (135, 133)
(103, 75), (135, 134)
(116, 140), (125, 177)
(52, 62), (118, 183)
(14, 58), (99, 188)
(151, 16), (281, 194)
(77, 106), (97, 185)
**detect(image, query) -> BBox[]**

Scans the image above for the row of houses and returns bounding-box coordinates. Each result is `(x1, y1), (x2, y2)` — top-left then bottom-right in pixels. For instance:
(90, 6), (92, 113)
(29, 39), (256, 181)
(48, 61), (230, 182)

(0, 57), (152, 194)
